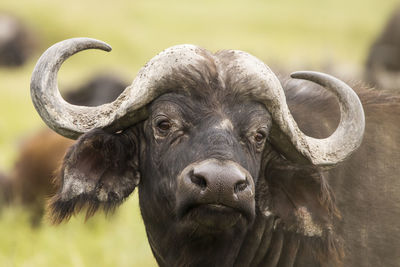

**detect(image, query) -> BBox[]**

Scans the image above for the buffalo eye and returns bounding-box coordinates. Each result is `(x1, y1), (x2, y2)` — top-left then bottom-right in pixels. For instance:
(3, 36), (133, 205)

(155, 117), (172, 134)
(157, 120), (171, 131)
(254, 132), (265, 143)
(253, 128), (268, 146)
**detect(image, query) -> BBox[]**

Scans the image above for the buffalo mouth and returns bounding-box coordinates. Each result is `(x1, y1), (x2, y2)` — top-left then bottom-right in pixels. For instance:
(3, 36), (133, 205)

(178, 203), (251, 231)
(175, 159), (256, 231)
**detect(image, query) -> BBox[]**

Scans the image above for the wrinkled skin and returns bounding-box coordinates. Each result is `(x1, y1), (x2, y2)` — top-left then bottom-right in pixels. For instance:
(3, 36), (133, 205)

(49, 66), (344, 266)
(50, 75), (400, 266)
(139, 93), (270, 266)
(43, 44), (400, 267)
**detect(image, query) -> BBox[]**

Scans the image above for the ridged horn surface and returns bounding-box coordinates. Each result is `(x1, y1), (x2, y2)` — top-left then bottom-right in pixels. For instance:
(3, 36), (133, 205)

(31, 38), (206, 139)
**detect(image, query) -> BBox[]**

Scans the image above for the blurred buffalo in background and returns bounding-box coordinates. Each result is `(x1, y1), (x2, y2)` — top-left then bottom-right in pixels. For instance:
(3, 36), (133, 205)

(0, 73), (128, 225)
(0, 171), (11, 206)
(0, 12), (37, 67)
(365, 6), (400, 90)
(63, 73), (129, 107)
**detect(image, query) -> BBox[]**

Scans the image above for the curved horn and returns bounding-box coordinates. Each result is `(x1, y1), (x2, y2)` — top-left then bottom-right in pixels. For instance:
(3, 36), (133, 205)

(216, 50), (365, 167)
(267, 71), (365, 166)
(31, 38), (206, 139)
(281, 71), (365, 166)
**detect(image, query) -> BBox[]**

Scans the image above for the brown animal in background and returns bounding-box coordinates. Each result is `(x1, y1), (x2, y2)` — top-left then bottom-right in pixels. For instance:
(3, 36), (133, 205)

(8, 130), (73, 224)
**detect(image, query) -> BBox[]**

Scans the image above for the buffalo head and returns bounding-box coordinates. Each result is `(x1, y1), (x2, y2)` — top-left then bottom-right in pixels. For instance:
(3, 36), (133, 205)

(30, 38), (365, 266)
(0, 13), (37, 67)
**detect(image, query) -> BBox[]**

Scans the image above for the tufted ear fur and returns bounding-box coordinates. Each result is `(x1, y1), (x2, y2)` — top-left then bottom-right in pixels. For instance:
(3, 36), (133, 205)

(48, 128), (141, 224)
(257, 153), (343, 266)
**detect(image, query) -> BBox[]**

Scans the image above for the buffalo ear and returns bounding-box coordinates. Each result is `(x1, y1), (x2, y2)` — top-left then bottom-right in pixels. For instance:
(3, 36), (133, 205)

(48, 128), (141, 224)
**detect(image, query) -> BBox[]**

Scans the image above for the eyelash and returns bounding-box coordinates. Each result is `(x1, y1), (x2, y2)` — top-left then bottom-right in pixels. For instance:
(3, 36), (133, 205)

(156, 119), (172, 132)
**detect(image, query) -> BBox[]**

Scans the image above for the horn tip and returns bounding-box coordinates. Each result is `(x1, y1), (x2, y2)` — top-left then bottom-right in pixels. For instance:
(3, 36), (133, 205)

(290, 71), (314, 79)
(103, 43), (112, 52)
(96, 40), (112, 52)
(78, 37), (112, 52)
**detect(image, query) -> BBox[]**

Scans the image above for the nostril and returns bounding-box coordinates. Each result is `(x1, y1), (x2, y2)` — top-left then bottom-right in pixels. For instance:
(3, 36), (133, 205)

(190, 171), (207, 190)
(234, 180), (248, 194)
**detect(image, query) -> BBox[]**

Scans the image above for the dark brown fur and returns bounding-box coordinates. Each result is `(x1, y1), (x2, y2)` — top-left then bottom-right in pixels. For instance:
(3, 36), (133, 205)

(285, 78), (400, 266)
(43, 51), (400, 266)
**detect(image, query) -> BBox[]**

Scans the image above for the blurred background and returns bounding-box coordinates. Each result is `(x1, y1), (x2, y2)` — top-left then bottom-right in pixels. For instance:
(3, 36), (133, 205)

(0, 0), (399, 266)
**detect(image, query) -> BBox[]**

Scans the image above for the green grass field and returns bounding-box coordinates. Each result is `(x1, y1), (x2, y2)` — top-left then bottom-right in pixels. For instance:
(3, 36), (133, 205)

(0, 0), (398, 266)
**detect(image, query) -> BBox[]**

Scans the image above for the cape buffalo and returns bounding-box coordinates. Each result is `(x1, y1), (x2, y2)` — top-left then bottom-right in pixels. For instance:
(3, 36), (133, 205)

(365, 6), (400, 90)
(0, 13), (37, 67)
(30, 38), (399, 266)
(0, 73), (127, 225)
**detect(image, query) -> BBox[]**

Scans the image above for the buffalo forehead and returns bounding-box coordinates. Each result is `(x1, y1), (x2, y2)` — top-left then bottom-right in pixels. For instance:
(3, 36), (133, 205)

(150, 92), (271, 127)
